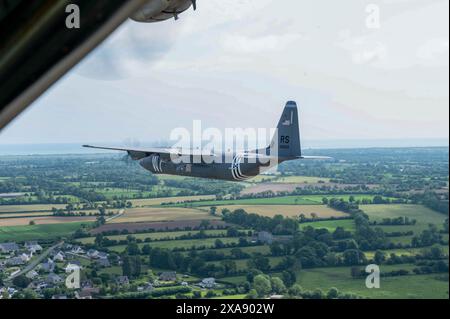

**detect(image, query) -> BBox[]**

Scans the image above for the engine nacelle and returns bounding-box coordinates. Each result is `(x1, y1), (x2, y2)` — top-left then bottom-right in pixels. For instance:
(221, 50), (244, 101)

(131, 0), (196, 23)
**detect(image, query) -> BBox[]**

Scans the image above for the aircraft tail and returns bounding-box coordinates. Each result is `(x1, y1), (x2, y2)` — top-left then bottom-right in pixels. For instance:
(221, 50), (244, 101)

(269, 101), (302, 158)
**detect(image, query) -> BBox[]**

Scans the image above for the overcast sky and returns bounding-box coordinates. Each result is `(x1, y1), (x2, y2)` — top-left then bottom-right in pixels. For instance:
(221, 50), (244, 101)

(0, 0), (448, 146)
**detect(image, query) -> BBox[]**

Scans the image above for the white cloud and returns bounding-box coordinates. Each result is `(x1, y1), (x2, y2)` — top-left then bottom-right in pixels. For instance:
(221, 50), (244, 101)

(0, 0), (448, 144)
(221, 34), (304, 53)
(337, 31), (388, 65)
(417, 38), (449, 64)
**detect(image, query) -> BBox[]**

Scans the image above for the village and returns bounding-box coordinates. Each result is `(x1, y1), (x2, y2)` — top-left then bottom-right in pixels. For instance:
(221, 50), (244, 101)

(0, 240), (221, 299)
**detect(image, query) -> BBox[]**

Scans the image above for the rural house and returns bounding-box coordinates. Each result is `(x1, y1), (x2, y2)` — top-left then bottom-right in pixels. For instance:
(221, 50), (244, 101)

(256, 231), (274, 245)
(0, 242), (19, 253)
(87, 249), (100, 259)
(24, 242), (43, 253)
(96, 258), (110, 268)
(26, 270), (39, 280)
(6, 256), (24, 266)
(70, 246), (85, 254)
(199, 278), (216, 289)
(46, 273), (63, 285)
(116, 276), (129, 286)
(159, 271), (177, 282)
(39, 259), (55, 273)
(53, 251), (65, 262)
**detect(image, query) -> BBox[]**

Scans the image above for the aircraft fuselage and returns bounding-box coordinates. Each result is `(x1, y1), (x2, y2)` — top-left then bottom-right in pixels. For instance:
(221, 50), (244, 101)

(139, 153), (279, 181)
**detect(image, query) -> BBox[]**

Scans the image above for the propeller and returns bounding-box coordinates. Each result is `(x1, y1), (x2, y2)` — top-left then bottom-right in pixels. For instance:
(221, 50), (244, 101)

(121, 152), (135, 166)
(192, 0), (197, 10)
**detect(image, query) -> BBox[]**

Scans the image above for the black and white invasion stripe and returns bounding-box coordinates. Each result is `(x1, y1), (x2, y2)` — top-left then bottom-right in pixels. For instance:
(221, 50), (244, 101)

(231, 154), (249, 181)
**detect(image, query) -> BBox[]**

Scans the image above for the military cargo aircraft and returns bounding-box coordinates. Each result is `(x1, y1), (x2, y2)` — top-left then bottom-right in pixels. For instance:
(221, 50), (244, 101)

(83, 101), (330, 181)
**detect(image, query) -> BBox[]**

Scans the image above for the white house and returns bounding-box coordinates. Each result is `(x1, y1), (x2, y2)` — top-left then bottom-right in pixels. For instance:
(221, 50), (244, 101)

(200, 278), (216, 289)
(26, 270), (39, 279)
(25, 242), (42, 253)
(70, 246), (85, 254)
(87, 249), (99, 259)
(53, 251), (65, 262)
(20, 252), (32, 262)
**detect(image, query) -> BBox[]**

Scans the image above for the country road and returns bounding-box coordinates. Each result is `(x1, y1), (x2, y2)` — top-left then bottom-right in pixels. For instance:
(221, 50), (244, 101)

(105, 209), (124, 222)
(6, 210), (123, 282)
(8, 241), (64, 281)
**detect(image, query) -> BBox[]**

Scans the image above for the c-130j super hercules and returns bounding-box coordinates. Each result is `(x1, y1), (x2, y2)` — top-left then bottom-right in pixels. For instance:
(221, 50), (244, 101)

(83, 101), (330, 181)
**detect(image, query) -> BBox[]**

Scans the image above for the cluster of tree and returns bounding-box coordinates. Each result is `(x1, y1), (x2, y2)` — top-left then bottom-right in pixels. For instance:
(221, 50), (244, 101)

(121, 255), (142, 278)
(279, 147), (448, 192)
(383, 253), (416, 265)
(353, 211), (389, 250)
(298, 215), (353, 224)
(413, 260), (448, 275)
(222, 209), (298, 234)
(245, 273), (361, 299)
(114, 286), (192, 299)
(86, 224), (229, 239)
(163, 178), (244, 198)
(384, 230), (414, 237)
(419, 245), (447, 260)
(413, 192), (449, 215)
(326, 198), (361, 214)
(411, 225), (444, 247)
(372, 216), (417, 226)
(266, 227), (368, 268)
(93, 229), (251, 249)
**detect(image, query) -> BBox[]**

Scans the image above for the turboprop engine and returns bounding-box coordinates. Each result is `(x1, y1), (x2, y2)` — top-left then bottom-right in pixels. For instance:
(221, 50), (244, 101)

(130, 0), (197, 23)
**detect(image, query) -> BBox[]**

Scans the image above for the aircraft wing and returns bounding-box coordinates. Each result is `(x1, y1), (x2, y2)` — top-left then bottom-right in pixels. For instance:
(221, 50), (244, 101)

(299, 156), (333, 160)
(83, 145), (216, 160)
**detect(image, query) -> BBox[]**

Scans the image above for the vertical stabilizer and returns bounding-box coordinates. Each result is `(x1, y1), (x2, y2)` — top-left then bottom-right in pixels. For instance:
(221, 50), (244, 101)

(269, 101), (302, 158)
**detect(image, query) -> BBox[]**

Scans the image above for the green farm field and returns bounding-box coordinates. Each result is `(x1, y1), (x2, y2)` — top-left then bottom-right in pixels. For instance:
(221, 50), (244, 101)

(363, 245), (449, 259)
(108, 237), (246, 252)
(300, 219), (356, 232)
(362, 204), (446, 226)
(207, 256), (285, 271)
(76, 229), (232, 244)
(109, 207), (219, 224)
(130, 195), (215, 207)
(166, 195), (393, 208)
(189, 245), (271, 257)
(0, 211), (54, 218)
(296, 265), (449, 299)
(272, 176), (331, 183)
(362, 204), (448, 235)
(0, 203), (67, 213)
(211, 204), (346, 218)
(0, 222), (92, 242)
